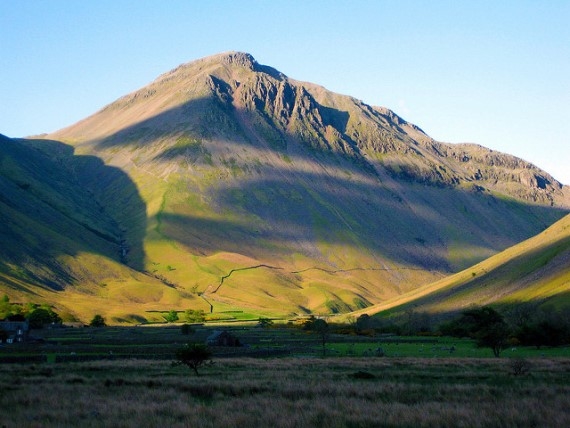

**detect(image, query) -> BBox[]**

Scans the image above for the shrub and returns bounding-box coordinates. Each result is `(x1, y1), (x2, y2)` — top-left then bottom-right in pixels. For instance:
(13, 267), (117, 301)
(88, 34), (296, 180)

(184, 309), (205, 323)
(349, 371), (376, 379)
(164, 310), (179, 323)
(509, 358), (531, 376)
(358, 328), (376, 337)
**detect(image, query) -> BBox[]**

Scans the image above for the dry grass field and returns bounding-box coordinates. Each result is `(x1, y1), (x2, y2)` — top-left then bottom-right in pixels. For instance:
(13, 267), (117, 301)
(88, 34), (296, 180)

(1, 356), (569, 427)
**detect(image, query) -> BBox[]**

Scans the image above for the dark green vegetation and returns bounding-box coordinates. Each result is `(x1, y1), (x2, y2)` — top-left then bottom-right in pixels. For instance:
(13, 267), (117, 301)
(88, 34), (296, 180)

(89, 314), (106, 327)
(1, 325), (570, 427)
(1, 296), (62, 328)
(175, 343), (213, 375)
(1, 52), (570, 322)
(3, 49), (570, 427)
(2, 321), (569, 363)
(362, 301), (570, 358)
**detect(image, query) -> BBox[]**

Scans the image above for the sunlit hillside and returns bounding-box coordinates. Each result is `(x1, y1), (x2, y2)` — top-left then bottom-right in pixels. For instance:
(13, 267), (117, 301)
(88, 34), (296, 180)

(357, 213), (570, 319)
(1, 53), (569, 323)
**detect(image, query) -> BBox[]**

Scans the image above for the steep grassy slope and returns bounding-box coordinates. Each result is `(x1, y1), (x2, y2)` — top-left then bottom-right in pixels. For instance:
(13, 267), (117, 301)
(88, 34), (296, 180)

(0, 134), (121, 288)
(0, 135), (203, 322)
(2, 52), (569, 322)
(358, 213), (570, 319)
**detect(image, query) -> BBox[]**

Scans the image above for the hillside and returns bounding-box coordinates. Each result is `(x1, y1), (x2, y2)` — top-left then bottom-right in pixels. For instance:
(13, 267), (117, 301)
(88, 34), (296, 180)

(0, 134), (120, 288)
(358, 213), (570, 319)
(1, 52), (569, 322)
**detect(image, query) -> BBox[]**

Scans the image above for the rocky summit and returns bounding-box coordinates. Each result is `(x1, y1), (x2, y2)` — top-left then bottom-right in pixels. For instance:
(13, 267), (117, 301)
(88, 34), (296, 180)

(1, 52), (569, 322)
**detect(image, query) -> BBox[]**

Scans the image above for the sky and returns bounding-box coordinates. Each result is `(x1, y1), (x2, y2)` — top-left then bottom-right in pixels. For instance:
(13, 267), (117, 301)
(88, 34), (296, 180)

(1, 1), (569, 183)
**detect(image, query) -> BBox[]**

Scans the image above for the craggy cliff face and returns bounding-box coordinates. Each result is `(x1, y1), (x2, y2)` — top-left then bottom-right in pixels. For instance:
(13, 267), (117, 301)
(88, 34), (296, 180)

(1, 52), (568, 319)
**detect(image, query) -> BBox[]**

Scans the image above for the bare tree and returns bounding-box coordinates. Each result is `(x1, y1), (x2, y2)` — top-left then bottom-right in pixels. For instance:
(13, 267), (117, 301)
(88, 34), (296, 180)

(312, 318), (329, 356)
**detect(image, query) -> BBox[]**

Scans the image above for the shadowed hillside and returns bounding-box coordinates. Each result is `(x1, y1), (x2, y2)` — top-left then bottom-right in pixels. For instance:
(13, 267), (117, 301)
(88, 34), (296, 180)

(2, 52), (569, 321)
(358, 213), (570, 319)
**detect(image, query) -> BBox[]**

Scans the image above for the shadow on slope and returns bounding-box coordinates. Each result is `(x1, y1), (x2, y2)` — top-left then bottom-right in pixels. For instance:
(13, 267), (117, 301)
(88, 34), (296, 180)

(370, 221), (570, 318)
(78, 92), (570, 274)
(0, 135), (147, 291)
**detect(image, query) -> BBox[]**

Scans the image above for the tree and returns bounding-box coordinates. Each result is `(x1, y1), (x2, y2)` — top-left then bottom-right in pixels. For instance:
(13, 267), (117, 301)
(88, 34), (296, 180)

(402, 309), (432, 335)
(90, 314), (106, 327)
(517, 319), (567, 349)
(184, 309), (205, 323)
(474, 319), (510, 358)
(441, 307), (510, 357)
(27, 307), (61, 329)
(175, 343), (213, 376)
(355, 314), (371, 333)
(257, 317), (273, 328)
(504, 302), (539, 330)
(312, 318), (330, 356)
(0, 295), (12, 320)
(164, 310), (179, 323)
(301, 315), (316, 330)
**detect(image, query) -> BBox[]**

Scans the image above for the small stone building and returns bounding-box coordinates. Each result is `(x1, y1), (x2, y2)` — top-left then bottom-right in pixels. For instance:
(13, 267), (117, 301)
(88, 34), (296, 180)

(0, 320), (29, 344)
(206, 330), (240, 347)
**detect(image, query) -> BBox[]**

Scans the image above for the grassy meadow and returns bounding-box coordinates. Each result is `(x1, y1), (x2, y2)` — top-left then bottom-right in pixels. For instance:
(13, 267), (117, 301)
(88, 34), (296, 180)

(2, 356), (570, 427)
(1, 325), (570, 427)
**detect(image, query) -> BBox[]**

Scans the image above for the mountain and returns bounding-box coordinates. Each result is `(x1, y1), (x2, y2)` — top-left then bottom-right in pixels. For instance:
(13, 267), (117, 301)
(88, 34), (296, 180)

(0, 133), (172, 322)
(356, 212), (570, 319)
(2, 52), (569, 322)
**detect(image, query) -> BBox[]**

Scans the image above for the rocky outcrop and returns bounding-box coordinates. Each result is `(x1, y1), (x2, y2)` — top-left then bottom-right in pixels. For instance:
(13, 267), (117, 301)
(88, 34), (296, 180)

(22, 52), (568, 316)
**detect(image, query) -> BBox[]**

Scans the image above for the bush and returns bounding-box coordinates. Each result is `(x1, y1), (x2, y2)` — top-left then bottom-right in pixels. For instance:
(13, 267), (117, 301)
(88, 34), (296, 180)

(184, 309), (205, 323)
(509, 358), (531, 376)
(164, 310), (179, 323)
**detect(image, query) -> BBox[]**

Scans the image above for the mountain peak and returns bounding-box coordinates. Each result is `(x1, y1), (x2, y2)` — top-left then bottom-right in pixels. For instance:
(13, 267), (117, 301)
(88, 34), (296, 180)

(212, 51), (285, 80)
(218, 51), (257, 69)
(5, 53), (570, 320)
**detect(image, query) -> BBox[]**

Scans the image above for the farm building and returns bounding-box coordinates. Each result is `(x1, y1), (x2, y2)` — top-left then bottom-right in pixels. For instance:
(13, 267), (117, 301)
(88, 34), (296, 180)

(206, 330), (240, 347)
(0, 320), (29, 344)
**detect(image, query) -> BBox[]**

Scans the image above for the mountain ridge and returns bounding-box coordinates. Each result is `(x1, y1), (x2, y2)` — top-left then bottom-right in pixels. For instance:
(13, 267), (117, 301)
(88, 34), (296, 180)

(1, 52), (569, 322)
(52, 52), (568, 207)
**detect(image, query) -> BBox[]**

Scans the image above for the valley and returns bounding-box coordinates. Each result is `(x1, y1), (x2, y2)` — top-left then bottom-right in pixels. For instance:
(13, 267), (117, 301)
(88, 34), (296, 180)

(1, 52), (569, 323)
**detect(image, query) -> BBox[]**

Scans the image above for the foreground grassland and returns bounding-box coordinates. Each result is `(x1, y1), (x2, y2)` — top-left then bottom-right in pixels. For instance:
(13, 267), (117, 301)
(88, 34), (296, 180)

(1, 326), (570, 427)
(1, 357), (570, 427)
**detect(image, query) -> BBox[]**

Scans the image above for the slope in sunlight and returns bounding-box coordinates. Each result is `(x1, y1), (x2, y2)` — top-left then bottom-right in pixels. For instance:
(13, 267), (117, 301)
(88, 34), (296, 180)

(362, 213), (570, 319)
(1, 52), (569, 322)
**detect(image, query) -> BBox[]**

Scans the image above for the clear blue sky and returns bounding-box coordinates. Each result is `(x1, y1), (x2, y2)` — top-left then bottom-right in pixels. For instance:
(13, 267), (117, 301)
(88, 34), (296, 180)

(2, 1), (569, 183)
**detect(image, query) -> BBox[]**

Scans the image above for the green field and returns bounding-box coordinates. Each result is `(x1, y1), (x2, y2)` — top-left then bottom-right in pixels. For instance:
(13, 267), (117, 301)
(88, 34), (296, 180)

(2, 324), (570, 362)
(1, 325), (570, 426)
